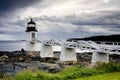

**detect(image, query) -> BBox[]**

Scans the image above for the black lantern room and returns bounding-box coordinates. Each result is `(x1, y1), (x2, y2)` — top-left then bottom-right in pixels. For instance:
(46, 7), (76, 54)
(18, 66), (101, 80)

(26, 18), (38, 32)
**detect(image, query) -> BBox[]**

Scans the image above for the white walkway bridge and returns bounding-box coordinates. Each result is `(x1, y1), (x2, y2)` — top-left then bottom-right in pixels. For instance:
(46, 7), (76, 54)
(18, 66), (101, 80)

(27, 39), (120, 65)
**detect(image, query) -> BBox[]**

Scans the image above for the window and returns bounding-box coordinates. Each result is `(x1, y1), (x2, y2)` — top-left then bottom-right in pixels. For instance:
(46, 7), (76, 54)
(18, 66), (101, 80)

(32, 33), (35, 40)
(28, 24), (35, 27)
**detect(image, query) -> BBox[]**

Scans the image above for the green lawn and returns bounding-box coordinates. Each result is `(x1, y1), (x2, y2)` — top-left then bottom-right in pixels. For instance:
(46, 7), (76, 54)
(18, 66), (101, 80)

(75, 72), (120, 80)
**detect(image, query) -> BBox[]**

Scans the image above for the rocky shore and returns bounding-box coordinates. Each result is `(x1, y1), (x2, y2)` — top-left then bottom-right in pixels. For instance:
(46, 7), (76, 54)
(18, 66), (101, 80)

(0, 51), (120, 76)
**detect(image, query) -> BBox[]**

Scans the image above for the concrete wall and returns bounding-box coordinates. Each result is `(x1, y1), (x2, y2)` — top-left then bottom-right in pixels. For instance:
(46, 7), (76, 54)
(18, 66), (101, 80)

(91, 52), (109, 66)
(40, 44), (54, 58)
(60, 47), (77, 61)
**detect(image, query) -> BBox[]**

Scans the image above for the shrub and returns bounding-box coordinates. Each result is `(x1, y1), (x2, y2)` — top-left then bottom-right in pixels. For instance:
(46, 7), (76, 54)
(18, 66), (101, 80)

(95, 61), (120, 73)
(16, 69), (37, 80)
(57, 67), (103, 80)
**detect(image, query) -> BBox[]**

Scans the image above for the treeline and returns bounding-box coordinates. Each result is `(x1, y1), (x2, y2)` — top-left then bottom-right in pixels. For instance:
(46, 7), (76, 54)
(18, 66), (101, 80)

(67, 34), (120, 42)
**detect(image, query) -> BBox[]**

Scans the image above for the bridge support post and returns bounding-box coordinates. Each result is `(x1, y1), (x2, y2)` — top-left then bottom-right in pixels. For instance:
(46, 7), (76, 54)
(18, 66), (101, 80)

(91, 52), (109, 66)
(40, 44), (54, 58)
(60, 46), (77, 62)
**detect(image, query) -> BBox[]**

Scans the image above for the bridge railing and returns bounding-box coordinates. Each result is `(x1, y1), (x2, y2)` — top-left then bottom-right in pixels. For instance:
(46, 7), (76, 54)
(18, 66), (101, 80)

(38, 39), (120, 54)
(95, 41), (120, 45)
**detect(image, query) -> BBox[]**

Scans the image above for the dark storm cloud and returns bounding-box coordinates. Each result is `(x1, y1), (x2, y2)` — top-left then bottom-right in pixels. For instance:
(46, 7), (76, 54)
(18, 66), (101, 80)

(0, 0), (41, 16)
(33, 10), (120, 28)
(68, 11), (120, 26)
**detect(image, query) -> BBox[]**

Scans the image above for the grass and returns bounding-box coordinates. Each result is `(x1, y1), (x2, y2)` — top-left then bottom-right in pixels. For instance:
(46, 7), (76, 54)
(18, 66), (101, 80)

(1, 62), (120, 80)
(75, 72), (120, 80)
(94, 61), (120, 73)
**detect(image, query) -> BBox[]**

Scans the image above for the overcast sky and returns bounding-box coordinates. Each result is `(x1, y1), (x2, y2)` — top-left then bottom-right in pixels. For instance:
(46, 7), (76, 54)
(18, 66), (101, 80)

(0, 0), (120, 40)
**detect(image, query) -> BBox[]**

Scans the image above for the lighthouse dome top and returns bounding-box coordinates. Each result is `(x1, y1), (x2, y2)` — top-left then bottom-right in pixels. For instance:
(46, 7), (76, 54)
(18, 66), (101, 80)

(27, 18), (36, 24)
(26, 18), (37, 32)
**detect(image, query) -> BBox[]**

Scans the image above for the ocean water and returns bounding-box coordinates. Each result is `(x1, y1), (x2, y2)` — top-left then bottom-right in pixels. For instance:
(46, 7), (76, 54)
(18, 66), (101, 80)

(0, 40), (62, 51)
(0, 41), (26, 51)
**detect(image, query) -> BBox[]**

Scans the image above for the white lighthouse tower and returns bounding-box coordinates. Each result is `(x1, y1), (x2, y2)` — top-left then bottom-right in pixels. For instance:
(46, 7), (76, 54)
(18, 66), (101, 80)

(26, 18), (38, 55)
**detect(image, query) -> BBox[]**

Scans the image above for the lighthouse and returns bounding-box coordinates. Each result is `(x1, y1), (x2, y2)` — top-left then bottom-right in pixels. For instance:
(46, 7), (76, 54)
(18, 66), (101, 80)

(26, 18), (38, 55)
